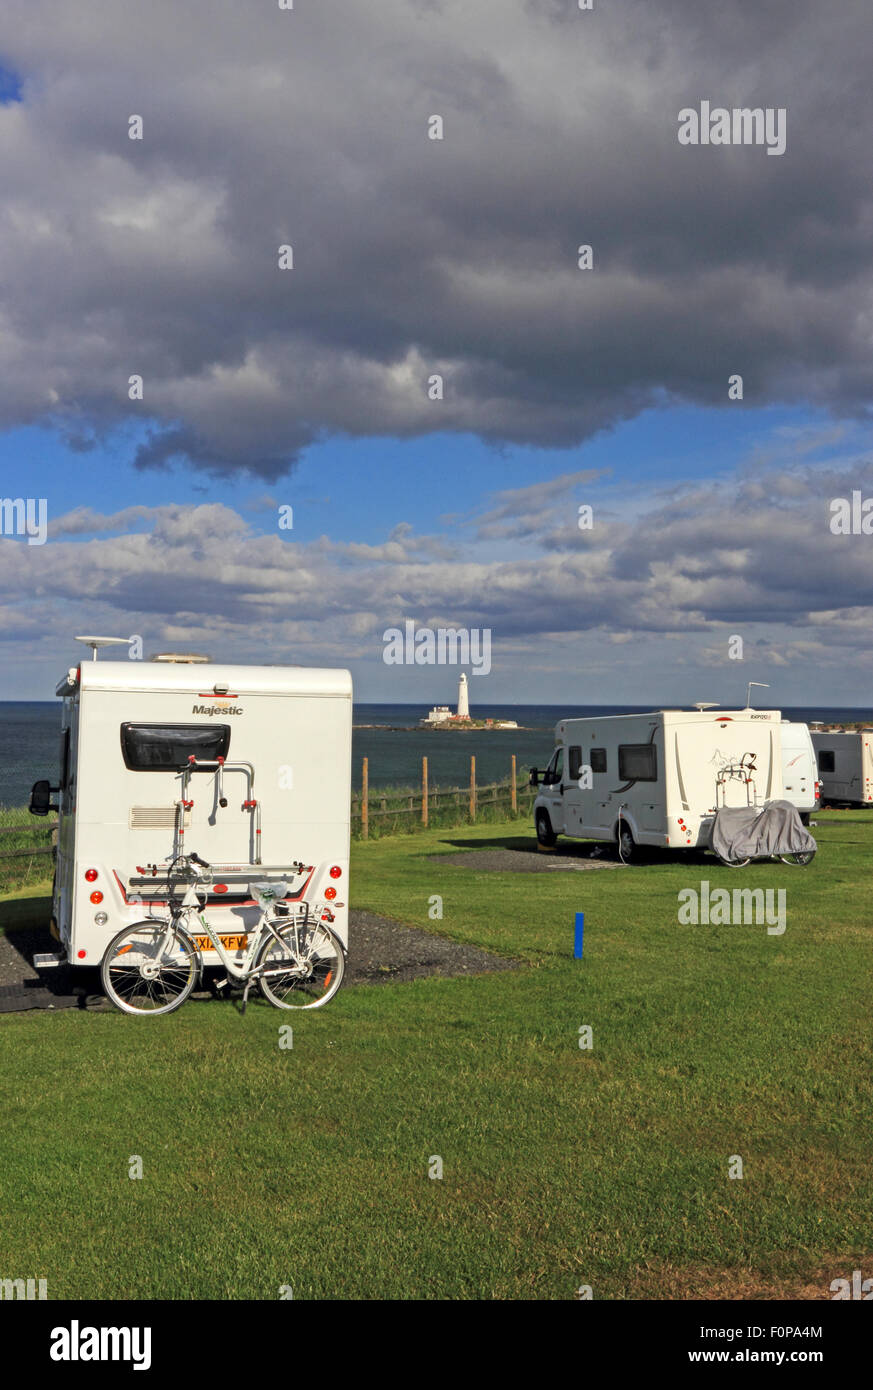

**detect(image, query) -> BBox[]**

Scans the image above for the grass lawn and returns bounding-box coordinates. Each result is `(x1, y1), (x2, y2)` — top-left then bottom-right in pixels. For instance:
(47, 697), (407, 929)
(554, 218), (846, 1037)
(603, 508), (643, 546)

(1, 811), (871, 1300)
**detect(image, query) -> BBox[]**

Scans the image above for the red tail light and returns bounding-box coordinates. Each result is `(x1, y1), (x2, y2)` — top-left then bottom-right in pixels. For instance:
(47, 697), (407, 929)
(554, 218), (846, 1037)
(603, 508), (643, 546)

(85, 868), (98, 882)
(324, 887), (337, 900)
(90, 891), (103, 904)
(329, 865), (342, 879)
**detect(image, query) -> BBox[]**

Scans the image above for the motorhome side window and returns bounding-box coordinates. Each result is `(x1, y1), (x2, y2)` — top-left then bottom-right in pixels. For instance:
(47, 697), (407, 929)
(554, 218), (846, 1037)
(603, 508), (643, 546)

(120, 723), (231, 771)
(817, 750), (835, 773)
(568, 746), (584, 781)
(590, 748), (607, 773)
(618, 743), (657, 781)
(546, 749), (563, 784)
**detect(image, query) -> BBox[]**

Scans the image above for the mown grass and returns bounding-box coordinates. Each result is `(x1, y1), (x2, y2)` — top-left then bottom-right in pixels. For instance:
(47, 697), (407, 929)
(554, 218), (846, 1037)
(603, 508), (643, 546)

(0, 810), (870, 1299)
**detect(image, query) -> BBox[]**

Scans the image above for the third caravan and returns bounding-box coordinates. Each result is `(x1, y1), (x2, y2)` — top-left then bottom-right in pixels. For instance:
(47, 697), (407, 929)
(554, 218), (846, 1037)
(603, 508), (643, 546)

(531, 707), (787, 859)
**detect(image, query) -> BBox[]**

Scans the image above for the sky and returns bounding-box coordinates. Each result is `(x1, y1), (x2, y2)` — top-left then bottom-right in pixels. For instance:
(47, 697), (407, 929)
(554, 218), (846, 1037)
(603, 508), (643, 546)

(1, 1), (872, 705)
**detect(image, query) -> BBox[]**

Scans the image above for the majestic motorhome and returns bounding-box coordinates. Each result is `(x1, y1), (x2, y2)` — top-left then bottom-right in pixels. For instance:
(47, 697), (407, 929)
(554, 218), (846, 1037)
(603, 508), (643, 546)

(530, 707), (788, 858)
(29, 648), (353, 971)
(810, 729), (873, 806)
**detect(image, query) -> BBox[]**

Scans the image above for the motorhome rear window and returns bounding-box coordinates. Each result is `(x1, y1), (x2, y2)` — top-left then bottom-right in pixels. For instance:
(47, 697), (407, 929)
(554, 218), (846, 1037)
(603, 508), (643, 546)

(817, 750), (835, 773)
(618, 743), (657, 781)
(120, 723), (231, 771)
(590, 748), (607, 773)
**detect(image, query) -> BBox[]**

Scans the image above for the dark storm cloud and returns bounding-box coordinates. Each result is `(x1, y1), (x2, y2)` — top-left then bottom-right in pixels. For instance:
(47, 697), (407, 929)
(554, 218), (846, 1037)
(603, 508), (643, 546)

(1, 0), (872, 476)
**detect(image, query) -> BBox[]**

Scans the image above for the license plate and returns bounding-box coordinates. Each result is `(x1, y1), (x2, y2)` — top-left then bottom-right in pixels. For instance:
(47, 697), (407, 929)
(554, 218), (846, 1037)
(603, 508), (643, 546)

(194, 934), (248, 952)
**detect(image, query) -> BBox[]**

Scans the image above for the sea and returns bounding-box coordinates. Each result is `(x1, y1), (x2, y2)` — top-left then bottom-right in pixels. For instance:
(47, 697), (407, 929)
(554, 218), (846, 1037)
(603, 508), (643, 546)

(1, 701), (871, 807)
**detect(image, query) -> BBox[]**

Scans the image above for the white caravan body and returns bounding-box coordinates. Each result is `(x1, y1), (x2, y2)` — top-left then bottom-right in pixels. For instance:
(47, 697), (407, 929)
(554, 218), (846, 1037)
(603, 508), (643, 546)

(779, 722), (819, 816)
(533, 708), (785, 851)
(810, 730), (873, 806)
(48, 660), (352, 967)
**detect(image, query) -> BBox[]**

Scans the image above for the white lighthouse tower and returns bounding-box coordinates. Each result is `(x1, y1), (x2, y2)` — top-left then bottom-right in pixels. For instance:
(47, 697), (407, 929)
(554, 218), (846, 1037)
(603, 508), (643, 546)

(457, 671), (470, 719)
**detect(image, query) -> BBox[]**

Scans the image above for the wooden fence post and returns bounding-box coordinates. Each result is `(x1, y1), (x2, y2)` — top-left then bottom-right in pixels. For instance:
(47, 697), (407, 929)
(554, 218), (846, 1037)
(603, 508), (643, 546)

(422, 756), (429, 827)
(511, 754), (517, 813)
(470, 756), (477, 821)
(362, 757), (369, 840)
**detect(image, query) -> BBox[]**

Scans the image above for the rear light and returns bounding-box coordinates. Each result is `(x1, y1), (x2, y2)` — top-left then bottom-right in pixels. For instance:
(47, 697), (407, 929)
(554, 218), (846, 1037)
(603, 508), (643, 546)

(324, 887), (337, 900)
(77, 949), (86, 959)
(213, 884), (228, 894)
(85, 869), (98, 882)
(94, 912), (108, 926)
(90, 891), (103, 904)
(329, 866), (342, 879)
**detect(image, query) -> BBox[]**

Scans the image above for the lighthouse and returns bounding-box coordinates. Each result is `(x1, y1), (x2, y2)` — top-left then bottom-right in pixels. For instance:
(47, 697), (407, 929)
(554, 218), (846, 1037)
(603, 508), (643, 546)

(457, 672), (470, 719)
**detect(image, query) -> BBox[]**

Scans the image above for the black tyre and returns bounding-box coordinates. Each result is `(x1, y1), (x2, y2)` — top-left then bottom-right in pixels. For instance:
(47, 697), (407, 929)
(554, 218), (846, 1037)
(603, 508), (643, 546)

(101, 919), (199, 1015)
(535, 810), (557, 846)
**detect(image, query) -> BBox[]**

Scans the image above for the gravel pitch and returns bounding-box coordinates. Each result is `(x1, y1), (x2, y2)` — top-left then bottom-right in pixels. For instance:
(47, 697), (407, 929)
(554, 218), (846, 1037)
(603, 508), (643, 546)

(428, 848), (621, 874)
(0, 908), (516, 1012)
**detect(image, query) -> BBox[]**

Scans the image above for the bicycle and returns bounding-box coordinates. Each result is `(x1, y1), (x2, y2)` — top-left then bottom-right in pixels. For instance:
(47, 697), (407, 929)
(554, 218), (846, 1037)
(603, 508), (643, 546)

(100, 852), (345, 1016)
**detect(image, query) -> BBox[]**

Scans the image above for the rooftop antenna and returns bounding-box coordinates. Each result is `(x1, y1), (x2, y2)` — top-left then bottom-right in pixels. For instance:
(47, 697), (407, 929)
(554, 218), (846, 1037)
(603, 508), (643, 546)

(694, 702), (719, 711)
(746, 681), (769, 709)
(74, 636), (133, 662)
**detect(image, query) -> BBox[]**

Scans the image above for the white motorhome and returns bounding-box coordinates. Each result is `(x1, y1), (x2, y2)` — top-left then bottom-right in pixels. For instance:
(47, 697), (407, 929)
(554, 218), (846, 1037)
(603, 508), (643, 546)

(810, 729), (873, 806)
(780, 721), (819, 822)
(29, 651), (352, 971)
(530, 707), (785, 858)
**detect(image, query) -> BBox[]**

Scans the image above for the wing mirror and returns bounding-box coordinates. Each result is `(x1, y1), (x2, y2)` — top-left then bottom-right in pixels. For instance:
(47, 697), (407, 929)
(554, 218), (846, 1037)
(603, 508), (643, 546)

(29, 779), (59, 817)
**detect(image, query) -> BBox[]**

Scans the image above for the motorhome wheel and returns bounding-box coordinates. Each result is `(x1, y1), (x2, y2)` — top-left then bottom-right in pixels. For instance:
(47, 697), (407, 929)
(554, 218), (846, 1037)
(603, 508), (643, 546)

(535, 810), (557, 846)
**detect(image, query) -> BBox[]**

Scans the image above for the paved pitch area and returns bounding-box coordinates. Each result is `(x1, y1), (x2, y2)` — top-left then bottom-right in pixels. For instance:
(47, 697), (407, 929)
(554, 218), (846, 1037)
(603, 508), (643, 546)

(428, 847), (622, 874)
(0, 908), (516, 1013)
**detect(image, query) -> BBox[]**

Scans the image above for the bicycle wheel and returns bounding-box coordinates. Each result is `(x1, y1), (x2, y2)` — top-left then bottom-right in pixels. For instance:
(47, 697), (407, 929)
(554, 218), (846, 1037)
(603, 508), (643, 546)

(780, 850), (816, 866)
(256, 919), (345, 1010)
(714, 853), (751, 868)
(101, 919), (199, 1015)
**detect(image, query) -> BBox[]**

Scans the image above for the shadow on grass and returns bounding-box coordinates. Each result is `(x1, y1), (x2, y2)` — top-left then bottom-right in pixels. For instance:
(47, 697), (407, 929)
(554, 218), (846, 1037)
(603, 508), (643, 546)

(436, 833), (715, 867)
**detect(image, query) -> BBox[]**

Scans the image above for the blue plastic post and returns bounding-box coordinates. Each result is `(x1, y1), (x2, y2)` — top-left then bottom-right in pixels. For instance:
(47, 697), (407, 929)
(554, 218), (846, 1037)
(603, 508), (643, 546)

(574, 912), (584, 959)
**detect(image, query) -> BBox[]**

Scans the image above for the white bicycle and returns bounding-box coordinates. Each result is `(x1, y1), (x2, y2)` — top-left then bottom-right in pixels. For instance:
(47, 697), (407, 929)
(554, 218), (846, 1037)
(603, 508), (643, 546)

(100, 852), (345, 1016)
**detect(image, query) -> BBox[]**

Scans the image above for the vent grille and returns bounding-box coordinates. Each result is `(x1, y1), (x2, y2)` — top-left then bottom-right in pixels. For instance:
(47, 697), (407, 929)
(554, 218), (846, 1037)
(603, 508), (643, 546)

(130, 807), (190, 830)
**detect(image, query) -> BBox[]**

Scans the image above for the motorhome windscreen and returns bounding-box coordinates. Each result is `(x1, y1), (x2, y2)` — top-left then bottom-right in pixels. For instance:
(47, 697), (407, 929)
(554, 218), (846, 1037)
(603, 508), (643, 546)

(120, 723), (231, 771)
(618, 744), (657, 781)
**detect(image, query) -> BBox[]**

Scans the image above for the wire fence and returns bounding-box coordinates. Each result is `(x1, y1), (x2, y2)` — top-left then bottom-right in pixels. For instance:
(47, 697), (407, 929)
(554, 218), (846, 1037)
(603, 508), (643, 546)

(352, 755), (533, 838)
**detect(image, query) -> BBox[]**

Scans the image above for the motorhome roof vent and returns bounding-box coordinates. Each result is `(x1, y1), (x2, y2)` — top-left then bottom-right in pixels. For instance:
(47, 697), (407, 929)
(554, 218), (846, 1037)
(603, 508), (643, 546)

(149, 653), (211, 664)
(694, 702), (719, 710)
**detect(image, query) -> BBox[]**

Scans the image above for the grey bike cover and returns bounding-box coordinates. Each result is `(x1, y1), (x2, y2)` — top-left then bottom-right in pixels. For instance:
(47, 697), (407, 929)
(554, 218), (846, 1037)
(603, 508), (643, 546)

(710, 799), (817, 864)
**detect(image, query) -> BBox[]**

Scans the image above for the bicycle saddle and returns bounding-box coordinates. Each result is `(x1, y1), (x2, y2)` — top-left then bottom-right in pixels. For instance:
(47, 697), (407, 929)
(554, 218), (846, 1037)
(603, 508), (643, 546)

(251, 881), (292, 905)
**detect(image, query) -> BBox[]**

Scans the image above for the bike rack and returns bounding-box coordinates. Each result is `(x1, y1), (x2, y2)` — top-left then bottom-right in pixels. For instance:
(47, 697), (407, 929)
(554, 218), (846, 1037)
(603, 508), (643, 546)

(715, 756), (760, 810)
(175, 756), (262, 863)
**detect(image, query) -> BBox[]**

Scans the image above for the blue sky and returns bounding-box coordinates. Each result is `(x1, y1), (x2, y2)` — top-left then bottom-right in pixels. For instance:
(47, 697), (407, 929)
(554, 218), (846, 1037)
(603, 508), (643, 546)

(0, 402), (850, 547)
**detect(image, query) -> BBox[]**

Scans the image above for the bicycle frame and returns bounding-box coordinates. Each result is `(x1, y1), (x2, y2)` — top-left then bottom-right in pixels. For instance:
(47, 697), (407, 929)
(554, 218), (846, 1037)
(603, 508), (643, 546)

(160, 880), (308, 982)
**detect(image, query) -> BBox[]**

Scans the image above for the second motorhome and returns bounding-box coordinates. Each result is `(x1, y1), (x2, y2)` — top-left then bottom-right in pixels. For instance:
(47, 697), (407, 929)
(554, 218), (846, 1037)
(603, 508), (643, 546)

(530, 707), (787, 858)
(810, 729), (873, 806)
